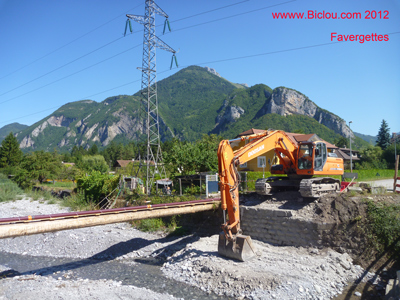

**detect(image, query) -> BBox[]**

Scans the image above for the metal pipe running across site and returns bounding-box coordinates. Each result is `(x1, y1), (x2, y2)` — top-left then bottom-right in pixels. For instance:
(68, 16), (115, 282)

(0, 198), (221, 225)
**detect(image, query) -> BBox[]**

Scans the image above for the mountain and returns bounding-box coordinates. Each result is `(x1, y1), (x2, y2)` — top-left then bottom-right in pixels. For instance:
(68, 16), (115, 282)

(354, 132), (376, 145)
(12, 65), (369, 151)
(17, 96), (173, 151)
(0, 122), (28, 142)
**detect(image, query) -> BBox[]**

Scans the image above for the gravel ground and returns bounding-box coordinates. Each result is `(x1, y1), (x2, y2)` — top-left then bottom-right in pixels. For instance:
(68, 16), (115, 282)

(0, 265), (177, 300)
(161, 236), (378, 300)
(0, 198), (379, 299)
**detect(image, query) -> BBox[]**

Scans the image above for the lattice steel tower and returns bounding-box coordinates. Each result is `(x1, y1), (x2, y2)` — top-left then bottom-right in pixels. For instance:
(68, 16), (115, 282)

(126, 0), (177, 194)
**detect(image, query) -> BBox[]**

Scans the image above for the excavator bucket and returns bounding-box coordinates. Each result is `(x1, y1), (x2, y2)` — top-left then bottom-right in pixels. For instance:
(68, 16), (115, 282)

(218, 232), (256, 262)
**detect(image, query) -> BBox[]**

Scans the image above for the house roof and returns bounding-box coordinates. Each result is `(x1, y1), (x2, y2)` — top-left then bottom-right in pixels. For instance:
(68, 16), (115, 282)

(339, 147), (359, 153)
(114, 160), (132, 168)
(114, 160), (156, 168)
(335, 149), (360, 161)
(235, 128), (266, 137)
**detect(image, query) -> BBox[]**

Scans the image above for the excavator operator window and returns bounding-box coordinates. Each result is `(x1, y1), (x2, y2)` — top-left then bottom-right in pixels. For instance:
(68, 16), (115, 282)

(314, 142), (327, 171)
(298, 144), (313, 170)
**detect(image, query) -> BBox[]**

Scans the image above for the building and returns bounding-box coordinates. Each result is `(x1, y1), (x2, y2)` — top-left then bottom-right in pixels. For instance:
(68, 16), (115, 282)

(113, 160), (155, 170)
(335, 147), (360, 170)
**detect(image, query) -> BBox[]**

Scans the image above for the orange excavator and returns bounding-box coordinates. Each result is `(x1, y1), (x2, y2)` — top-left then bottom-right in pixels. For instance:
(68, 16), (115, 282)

(217, 130), (344, 261)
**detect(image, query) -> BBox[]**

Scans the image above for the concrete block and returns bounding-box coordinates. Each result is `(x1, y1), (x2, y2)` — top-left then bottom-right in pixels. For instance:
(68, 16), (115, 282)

(348, 186), (363, 193)
(275, 210), (293, 217)
(371, 186), (387, 194)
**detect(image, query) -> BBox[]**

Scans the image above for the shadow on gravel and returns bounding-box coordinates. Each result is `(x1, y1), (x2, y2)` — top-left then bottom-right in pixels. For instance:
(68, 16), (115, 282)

(3, 235), (200, 278)
(340, 236), (400, 300)
(0, 269), (21, 278)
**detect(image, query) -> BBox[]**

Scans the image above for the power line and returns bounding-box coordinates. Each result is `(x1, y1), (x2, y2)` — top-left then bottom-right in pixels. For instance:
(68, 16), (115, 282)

(169, 0), (250, 24)
(5, 31), (400, 126)
(4, 1), (397, 120)
(170, 0), (297, 33)
(0, 2), (144, 81)
(0, 44), (141, 105)
(0, 0), (254, 100)
(0, 36), (126, 98)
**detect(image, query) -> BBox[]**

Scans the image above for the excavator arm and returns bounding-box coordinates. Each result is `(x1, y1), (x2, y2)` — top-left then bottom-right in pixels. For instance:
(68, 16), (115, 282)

(217, 130), (299, 261)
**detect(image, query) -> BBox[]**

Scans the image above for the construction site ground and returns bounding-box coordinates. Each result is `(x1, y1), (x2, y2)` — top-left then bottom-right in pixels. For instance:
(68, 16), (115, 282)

(0, 190), (399, 299)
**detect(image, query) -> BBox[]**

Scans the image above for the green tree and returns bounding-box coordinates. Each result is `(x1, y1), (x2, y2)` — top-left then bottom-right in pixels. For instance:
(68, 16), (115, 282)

(88, 144), (99, 155)
(333, 136), (349, 148)
(18, 151), (62, 184)
(59, 164), (80, 181)
(355, 146), (388, 169)
(382, 141), (400, 169)
(0, 132), (23, 168)
(164, 134), (221, 176)
(376, 119), (391, 150)
(77, 155), (109, 173)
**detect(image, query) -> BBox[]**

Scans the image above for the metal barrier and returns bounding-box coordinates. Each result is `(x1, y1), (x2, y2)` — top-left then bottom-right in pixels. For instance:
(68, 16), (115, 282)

(206, 174), (219, 197)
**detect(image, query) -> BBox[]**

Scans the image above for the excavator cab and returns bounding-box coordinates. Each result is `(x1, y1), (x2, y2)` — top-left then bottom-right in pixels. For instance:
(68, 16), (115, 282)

(297, 142), (328, 173)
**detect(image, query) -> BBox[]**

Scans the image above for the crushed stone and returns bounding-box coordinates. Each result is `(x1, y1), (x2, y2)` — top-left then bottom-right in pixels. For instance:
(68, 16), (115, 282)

(161, 236), (379, 299)
(0, 197), (381, 299)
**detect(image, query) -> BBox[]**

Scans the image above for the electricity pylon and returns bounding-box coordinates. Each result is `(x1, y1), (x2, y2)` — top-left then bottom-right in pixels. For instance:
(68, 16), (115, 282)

(126, 0), (177, 194)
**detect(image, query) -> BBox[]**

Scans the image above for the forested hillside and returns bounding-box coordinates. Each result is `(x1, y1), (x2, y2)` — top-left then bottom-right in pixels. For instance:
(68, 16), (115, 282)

(2, 65), (371, 151)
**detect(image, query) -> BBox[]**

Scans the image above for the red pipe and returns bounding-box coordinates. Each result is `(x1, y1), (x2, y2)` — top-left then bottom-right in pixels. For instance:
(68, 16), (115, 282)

(0, 198), (221, 225)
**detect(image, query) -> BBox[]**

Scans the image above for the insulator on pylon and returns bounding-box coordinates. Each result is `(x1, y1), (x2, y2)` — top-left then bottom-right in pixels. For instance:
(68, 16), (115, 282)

(129, 19), (133, 33)
(170, 54), (178, 69)
(124, 19), (129, 36)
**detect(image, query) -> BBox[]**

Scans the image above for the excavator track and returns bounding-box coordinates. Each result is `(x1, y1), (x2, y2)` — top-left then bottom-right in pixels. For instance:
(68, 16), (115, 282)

(299, 177), (340, 198)
(256, 176), (340, 198)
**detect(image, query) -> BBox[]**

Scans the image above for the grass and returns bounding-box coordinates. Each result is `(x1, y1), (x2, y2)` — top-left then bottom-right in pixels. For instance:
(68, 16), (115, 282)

(60, 189), (97, 211)
(24, 189), (59, 202)
(0, 173), (23, 202)
(127, 193), (198, 233)
(347, 169), (395, 181)
(240, 169), (396, 191)
(363, 198), (400, 259)
(38, 181), (76, 190)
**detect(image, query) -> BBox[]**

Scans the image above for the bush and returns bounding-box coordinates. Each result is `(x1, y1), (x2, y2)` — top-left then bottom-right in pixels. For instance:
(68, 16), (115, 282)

(366, 200), (400, 255)
(76, 155), (109, 173)
(0, 173), (23, 202)
(76, 171), (120, 203)
(61, 190), (96, 211)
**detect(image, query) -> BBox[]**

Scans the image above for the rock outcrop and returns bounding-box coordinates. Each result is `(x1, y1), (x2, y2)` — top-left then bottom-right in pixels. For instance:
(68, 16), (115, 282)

(204, 66), (221, 78)
(260, 87), (353, 138)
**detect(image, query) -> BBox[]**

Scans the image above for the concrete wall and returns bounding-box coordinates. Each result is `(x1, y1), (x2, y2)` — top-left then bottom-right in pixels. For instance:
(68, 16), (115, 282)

(240, 206), (335, 248)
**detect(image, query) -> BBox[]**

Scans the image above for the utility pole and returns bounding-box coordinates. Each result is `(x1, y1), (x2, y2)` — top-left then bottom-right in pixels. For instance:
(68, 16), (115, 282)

(126, 0), (177, 194)
(349, 121), (353, 172)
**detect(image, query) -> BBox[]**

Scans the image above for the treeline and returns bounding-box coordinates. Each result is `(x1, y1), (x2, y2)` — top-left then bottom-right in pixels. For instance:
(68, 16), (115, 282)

(0, 118), (398, 189)
(0, 132), (221, 187)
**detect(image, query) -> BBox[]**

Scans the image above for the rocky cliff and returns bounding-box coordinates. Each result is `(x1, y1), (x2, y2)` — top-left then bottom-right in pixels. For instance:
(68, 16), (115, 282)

(262, 87), (353, 138)
(214, 86), (353, 139)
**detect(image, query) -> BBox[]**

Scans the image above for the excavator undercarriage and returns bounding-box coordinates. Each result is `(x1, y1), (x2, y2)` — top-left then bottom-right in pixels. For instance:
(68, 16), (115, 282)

(255, 176), (341, 198)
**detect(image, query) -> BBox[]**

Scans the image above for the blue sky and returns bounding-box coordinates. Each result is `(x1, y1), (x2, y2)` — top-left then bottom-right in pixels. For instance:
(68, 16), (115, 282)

(0, 0), (398, 136)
